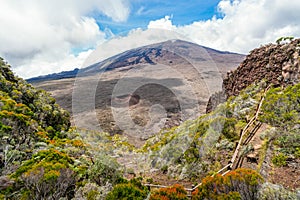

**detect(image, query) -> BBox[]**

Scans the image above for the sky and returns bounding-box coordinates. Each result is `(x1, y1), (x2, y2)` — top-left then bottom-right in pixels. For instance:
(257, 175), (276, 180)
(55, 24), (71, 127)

(0, 0), (300, 78)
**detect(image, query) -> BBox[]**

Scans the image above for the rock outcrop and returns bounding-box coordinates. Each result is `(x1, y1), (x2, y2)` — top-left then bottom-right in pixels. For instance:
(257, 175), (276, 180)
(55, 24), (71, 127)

(207, 38), (300, 113)
(224, 39), (300, 97)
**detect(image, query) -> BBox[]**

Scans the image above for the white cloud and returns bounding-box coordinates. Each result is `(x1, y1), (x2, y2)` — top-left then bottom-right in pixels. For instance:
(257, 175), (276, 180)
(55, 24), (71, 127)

(147, 15), (176, 31)
(146, 0), (300, 54)
(13, 50), (94, 79)
(189, 0), (300, 53)
(0, 0), (130, 78)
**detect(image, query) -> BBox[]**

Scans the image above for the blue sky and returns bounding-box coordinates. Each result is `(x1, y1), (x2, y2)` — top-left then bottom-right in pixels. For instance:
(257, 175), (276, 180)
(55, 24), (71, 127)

(0, 0), (300, 78)
(92, 0), (221, 34)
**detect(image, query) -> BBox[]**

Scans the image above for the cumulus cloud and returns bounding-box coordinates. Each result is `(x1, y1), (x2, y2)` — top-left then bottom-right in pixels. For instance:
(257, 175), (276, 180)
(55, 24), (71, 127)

(0, 0), (130, 78)
(13, 50), (94, 79)
(147, 0), (300, 54)
(147, 15), (176, 31)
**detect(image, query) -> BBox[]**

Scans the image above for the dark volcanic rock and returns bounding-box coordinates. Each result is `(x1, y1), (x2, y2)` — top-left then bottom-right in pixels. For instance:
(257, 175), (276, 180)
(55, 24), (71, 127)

(206, 38), (300, 113)
(223, 39), (300, 98)
(27, 68), (79, 83)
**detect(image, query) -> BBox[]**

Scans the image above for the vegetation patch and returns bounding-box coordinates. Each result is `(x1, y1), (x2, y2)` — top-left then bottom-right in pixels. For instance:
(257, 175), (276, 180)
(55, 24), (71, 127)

(150, 184), (188, 200)
(105, 178), (149, 200)
(192, 168), (263, 200)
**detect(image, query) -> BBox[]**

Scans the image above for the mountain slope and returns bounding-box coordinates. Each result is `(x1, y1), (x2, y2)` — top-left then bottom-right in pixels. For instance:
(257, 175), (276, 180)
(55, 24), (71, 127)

(30, 40), (245, 144)
(129, 39), (300, 198)
(0, 57), (92, 199)
(28, 40), (243, 82)
(0, 57), (70, 162)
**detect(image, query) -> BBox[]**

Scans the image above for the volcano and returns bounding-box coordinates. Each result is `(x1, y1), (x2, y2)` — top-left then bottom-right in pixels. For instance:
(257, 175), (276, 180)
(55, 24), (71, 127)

(29, 40), (244, 145)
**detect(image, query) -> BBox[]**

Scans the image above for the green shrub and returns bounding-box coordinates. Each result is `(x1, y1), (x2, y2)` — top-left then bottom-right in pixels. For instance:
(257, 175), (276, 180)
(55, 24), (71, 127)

(87, 189), (100, 200)
(105, 179), (149, 200)
(295, 147), (300, 158)
(220, 117), (238, 141)
(161, 165), (168, 174)
(261, 84), (300, 129)
(273, 132), (300, 158)
(0, 59), (71, 178)
(10, 149), (76, 199)
(88, 154), (123, 186)
(272, 153), (287, 167)
(0, 58), (88, 199)
(257, 182), (298, 199)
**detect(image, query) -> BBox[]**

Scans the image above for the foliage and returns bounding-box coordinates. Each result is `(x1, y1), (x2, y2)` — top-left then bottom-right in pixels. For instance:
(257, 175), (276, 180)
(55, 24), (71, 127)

(0, 91), (38, 174)
(14, 149), (73, 176)
(21, 168), (75, 200)
(150, 184), (188, 200)
(276, 36), (294, 45)
(12, 149), (76, 199)
(0, 58), (95, 199)
(272, 153), (288, 167)
(73, 182), (112, 200)
(273, 131), (300, 158)
(0, 58), (70, 134)
(260, 84), (300, 169)
(192, 168), (264, 200)
(88, 153), (123, 186)
(105, 178), (149, 200)
(257, 182), (298, 200)
(213, 116), (238, 141)
(0, 58), (71, 177)
(260, 84), (300, 129)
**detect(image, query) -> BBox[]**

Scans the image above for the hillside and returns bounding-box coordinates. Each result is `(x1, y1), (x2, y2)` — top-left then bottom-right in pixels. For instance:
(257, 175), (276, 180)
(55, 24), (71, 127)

(0, 57), (136, 199)
(1, 38), (300, 199)
(0, 58), (99, 199)
(132, 38), (300, 198)
(0, 57), (70, 167)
